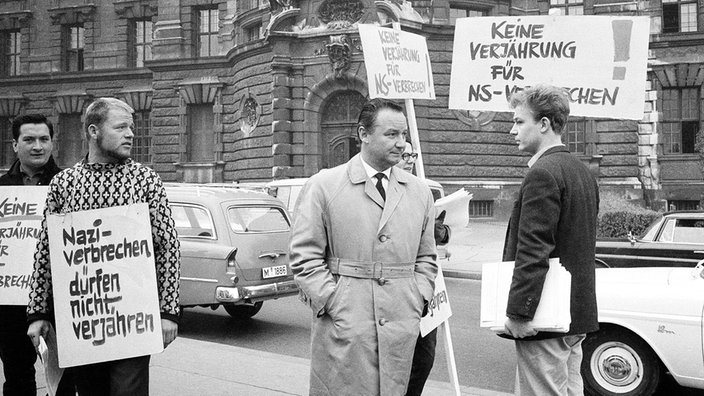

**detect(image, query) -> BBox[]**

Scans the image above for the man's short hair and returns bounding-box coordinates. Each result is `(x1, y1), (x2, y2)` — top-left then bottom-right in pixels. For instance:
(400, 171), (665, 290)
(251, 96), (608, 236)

(83, 97), (134, 139)
(11, 114), (54, 140)
(357, 98), (404, 132)
(509, 85), (570, 134)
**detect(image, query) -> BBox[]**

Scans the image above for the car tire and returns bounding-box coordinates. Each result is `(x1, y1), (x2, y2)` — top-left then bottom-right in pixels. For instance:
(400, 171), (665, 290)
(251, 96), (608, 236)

(582, 327), (662, 396)
(223, 301), (263, 319)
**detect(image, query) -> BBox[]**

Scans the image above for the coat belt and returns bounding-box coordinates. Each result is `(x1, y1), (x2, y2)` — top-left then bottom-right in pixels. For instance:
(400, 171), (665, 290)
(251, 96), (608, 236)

(326, 258), (415, 279)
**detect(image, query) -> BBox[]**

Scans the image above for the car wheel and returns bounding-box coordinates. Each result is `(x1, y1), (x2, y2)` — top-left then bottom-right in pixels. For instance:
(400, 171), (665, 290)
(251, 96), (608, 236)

(582, 327), (662, 396)
(223, 301), (263, 319)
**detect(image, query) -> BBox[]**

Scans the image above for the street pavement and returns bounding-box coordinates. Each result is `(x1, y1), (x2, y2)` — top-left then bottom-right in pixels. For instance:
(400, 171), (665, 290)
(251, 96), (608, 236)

(4, 220), (511, 396)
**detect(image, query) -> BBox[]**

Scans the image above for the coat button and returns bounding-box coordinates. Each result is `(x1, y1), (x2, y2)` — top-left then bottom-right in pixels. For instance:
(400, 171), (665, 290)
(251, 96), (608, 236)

(379, 235), (387, 242)
(378, 318), (387, 326)
(377, 277), (386, 286)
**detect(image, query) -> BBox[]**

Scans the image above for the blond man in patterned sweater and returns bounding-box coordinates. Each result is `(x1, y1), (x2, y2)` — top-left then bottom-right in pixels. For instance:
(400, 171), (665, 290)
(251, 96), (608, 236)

(26, 97), (180, 396)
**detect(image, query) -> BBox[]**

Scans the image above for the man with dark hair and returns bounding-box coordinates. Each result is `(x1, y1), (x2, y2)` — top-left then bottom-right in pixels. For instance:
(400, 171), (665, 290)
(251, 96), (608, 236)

(0, 114), (65, 396)
(503, 84), (599, 395)
(290, 97), (438, 395)
(26, 98), (180, 396)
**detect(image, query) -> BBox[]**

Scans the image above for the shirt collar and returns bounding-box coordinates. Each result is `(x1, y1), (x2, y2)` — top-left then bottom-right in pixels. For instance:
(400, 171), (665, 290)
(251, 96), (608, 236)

(360, 157), (391, 180)
(527, 143), (565, 168)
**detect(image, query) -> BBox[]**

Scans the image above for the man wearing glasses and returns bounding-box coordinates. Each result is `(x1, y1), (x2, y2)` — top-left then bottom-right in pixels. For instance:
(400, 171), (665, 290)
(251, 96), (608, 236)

(396, 141), (418, 173)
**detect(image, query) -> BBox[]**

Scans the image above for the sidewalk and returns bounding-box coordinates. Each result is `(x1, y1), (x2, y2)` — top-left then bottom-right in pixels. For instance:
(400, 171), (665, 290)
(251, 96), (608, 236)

(15, 336), (510, 396)
(3, 221), (509, 396)
(440, 220), (507, 280)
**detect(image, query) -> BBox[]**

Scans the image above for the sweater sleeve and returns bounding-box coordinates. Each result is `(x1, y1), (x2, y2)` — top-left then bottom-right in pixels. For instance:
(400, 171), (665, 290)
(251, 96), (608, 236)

(145, 171), (181, 323)
(27, 175), (63, 322)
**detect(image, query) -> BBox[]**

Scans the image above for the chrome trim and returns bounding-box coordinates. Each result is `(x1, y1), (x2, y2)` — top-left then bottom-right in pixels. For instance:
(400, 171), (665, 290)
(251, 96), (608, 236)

(239, 280), (298, 300)
(596, 254), (700, 263)
(181, 277), (219, 283)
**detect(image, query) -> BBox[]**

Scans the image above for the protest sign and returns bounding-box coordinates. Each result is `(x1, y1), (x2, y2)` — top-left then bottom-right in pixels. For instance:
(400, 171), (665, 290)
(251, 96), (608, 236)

(358, 24), (436, 100)
(420, 268), (453, 337)
(449, 16), (649, 119)
(47, 203), (163, 367)
(0, 186), (47, 305)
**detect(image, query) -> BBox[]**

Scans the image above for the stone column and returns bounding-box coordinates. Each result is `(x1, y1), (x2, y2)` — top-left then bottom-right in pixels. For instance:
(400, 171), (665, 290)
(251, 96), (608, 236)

(153, 0), (185, 60)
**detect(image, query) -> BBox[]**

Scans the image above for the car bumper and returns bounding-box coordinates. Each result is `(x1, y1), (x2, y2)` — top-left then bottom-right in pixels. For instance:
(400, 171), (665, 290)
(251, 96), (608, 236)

(215, 280), (298, 303)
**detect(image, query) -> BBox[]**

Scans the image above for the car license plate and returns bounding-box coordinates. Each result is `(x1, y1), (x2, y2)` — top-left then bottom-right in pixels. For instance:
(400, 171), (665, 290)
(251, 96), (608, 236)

(262, 265), (288, 279)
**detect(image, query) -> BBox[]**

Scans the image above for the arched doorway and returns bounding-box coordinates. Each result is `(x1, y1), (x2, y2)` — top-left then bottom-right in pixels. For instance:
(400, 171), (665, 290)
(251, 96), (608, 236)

(320, 90), (366, 169)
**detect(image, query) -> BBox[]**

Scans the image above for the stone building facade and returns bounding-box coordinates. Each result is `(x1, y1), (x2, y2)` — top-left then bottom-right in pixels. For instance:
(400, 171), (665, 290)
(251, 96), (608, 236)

(0, 0), (702, 219)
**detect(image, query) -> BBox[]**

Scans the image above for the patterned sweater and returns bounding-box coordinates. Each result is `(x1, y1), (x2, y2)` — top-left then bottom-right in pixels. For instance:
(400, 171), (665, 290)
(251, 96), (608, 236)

(27, 158), (181, 323)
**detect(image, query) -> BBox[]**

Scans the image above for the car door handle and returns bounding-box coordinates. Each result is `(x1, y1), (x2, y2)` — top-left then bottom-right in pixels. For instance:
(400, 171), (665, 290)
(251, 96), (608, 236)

(259, 251), (286, 259)
(695, 251), (704, 254)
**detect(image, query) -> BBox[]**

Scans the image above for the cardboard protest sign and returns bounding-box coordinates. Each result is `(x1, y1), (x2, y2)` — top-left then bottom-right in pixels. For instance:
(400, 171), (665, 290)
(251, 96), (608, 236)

(0, 186), (47, 305)
(449, 16), (649, 120)
(358, 24), (436, 100)
(47, 203), (163, 367)
(420, 267), (452, 336)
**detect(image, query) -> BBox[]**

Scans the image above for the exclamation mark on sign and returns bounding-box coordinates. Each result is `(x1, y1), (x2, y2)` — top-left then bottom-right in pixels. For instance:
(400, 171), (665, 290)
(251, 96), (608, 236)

(612, 20), (633, 80)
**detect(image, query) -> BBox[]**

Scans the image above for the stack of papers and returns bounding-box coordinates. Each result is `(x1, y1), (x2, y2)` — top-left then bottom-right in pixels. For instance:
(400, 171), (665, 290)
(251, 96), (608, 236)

(480, 258), (571, 333)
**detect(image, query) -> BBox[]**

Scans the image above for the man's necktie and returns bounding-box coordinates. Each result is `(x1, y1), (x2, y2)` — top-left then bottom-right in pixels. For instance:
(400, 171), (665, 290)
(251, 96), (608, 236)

(374, 173), (386, 201)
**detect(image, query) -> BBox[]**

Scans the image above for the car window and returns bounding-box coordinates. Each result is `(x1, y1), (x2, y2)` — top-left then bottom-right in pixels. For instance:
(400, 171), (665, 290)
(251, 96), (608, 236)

(671, 219), (704, 244)
(658, 219), (676, 242)
(639, 215), (663, 241)
(430, 187), (444, 202)
(171, 204), (216, 238)
(228, 206), (290, 233)
(287, 186), (303, 213)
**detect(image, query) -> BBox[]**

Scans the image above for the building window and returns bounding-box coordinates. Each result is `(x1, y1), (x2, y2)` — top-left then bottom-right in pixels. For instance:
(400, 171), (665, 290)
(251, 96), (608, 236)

(244, 23), (261, 42)
(564, 120), (586, 154)
(662, 0), (698, 33)
(133, 110), (152, 164)
(63, 24), (84, 72)
(57, 114), (84, 167)
(668, 200), (701, 211)
(449, 7), (487, 24)
(130, 19), (152, 68)
(660, 87), (699, 154)
(468, 200), (494, 218)
(196, 8), (219, 57)
(0, 117), (13, 167)
(1, 30), (21, 77)
(549, 0), (584, 15)
(238, 0), (262, 12)
(187, 104), (214, 162)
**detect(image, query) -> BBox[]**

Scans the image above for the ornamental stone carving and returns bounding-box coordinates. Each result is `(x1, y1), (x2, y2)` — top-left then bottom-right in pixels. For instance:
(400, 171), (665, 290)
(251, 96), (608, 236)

(326, 34), (351, 78)
(318, 0), (364, 24)
(240, 96), (260, 136)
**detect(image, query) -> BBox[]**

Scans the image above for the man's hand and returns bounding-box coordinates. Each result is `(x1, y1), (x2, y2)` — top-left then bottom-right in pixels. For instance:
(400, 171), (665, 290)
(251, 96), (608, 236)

(27, 320), (51, 350)
(162, 319), (178, 348)
(504, 317), (538, 338)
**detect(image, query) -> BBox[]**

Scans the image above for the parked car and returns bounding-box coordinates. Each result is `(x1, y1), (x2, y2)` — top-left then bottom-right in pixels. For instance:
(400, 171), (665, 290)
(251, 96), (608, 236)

(266, 177), (450, 259)
(266, 177), (446, 216)
(595, 211), (704, 268)
(581, 262), (704, 395)
(165, 184), (298, 319)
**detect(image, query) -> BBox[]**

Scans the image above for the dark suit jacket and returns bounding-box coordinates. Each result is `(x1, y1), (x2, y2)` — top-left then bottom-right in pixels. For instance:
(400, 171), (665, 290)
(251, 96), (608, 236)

(502, 146), (599, 340)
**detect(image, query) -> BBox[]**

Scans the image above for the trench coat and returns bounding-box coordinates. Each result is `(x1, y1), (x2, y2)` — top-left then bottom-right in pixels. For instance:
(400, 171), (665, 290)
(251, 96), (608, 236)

(289, 154), (438, 396)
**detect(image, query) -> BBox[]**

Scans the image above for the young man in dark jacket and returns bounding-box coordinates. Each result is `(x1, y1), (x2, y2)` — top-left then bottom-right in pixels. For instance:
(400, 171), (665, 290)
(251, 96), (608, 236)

(0, 114), (63, 395)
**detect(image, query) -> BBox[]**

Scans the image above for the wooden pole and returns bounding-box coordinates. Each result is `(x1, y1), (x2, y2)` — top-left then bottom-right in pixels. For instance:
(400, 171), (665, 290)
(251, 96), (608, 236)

(392, 21), (461, 396)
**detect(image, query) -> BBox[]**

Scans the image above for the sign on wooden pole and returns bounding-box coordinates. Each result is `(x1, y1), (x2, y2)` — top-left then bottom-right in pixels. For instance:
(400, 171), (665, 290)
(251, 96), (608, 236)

(359, 22), (460, 395)
(449, 16), (650, 120)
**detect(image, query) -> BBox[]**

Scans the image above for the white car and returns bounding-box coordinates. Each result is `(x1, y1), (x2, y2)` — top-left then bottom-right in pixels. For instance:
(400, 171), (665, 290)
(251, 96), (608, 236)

(582, 261), (704, 395)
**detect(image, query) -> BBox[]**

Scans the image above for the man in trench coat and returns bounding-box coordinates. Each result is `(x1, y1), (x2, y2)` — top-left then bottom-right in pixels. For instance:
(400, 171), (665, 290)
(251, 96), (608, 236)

(290, 98), (438, 396)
